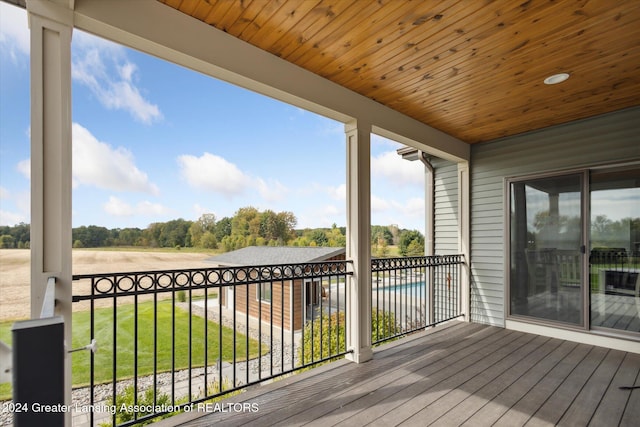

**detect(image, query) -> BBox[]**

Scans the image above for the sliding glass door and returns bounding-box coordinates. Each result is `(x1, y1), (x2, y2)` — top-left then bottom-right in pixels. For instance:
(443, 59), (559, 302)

(590, 167), (640, 333)
(509, 166), (640, 334)
(509, 173), (585, 327)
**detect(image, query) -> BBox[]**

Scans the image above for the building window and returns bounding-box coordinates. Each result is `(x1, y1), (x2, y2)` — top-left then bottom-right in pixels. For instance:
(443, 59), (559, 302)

(259, 282), (272, 303)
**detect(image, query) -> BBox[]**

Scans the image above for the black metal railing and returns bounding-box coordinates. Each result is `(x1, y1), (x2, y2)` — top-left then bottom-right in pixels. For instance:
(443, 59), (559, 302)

(589, 249), (639, 294)
(72, 260), (351, 427)
(371, 255), (465, 345)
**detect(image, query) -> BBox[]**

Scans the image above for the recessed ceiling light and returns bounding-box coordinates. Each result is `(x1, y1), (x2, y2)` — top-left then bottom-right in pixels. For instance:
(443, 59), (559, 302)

(544, 73), (570, 85)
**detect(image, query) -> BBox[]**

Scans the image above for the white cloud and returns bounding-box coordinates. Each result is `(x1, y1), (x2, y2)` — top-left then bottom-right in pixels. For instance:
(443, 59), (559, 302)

(14, 191), (30, 215)
(137, 200), (171, 216)
(297, 204), (344, 229)
(371, 194), (391, 212)
(103, 196), (171, 217)
(73, 123), (159, 195)
(255, 178), (289, 202)
(371, 150), (424, 186)
(0, 210), (26, 226)
(177, 153), (251, 197)
(103, 196), (134, 216)
(0, 188), (29, 226)
(72, 31), (162, 124)
(16, 159), (30, 179)
(393, 197), (425, 218)
(192, 204), (216, 219)
(371, 134), (403, 149)
(0, 3), (29, 61)
(322, 204), (341, 216)
(177, 152), (291, 203)
(328, 184), (346, 201)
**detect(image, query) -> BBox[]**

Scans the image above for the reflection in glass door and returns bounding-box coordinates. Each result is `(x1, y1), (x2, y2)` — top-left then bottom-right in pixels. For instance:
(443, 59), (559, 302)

(590, 167), (640, 333)
(510, 173), (584, 326)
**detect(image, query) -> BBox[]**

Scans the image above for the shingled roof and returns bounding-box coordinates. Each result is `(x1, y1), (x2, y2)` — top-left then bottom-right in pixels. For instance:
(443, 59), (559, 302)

(206, 246), (345, 267)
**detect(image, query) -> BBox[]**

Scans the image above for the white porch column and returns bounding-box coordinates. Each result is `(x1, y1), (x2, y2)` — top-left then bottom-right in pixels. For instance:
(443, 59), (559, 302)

(27, 0), (74, 419)
(345, 120), (373, 363)
(457, 162), (471, 321)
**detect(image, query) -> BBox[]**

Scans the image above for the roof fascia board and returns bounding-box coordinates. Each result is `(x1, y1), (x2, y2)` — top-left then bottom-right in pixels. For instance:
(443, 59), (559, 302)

(72, 0), (469, 161)
(309, 248), (346, 262)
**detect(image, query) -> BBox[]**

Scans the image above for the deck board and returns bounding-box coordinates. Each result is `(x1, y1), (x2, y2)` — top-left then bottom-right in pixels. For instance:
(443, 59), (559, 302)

(589, 352), (640, 427)
(159, 322), (640, 427)
(617, 353), (640, 427)
(523, 346), (609, 426)
(558, 349), (625, 426)
(342, 330), (523, 426)
(295, 324), (498, 427)
(460, 340), (582, 426)
(398, 334), (549, 426)
(428, 336), (561, 427)
(368, 332), (536, 426)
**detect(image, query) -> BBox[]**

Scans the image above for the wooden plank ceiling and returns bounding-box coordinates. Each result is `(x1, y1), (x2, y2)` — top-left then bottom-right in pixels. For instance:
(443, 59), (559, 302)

(158, 0), (640, 144)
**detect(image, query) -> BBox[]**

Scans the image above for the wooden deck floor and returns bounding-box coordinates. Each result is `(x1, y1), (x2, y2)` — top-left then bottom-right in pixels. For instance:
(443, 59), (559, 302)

(161, 321), (640, 427)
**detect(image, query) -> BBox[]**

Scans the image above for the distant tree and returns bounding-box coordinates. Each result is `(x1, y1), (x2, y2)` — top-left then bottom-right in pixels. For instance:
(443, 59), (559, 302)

(145, 222), (163, 247)
(198, 213), (217, 231)
(388, 224), (400, 245)
(214, 217), (232, 241)
(232, 207), (260, 237)
(189, 213), (216, 248)
(274, 211), (297, 242)
(10, 223), (30, 247)
(290, 235), (311, 247)
(161, 218), (192, 248)
(373, 236), (389, 258)
(0, 235), (15, 249)
(117, 228), (143, 246)
(406, 239), (424, 256)
(309, 229), (329, 247)
(72, 225), (110, 247)
(398, 230), (424, 256)
(200, 231), (218, 249)
(327, 224), (346, 247)
(371, 225), (393, 246)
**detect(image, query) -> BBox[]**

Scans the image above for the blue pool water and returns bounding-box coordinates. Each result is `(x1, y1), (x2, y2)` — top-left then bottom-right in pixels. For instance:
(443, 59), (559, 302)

(375, 281), (426, 294)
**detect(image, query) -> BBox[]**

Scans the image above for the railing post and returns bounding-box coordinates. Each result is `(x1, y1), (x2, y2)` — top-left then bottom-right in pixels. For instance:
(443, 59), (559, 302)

(27, 1), (74, 424)
(345, 120), (373, 363)
(12, 316), (65, 427)
(428, 260), (435, 325)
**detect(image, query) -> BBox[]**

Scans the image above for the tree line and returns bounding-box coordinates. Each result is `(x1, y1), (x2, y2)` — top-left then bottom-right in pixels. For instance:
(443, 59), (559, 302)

(0, 206), (425, 256)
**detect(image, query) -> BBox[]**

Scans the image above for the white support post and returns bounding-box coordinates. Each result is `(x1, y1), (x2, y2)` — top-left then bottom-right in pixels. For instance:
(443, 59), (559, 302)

(27, 0), (73, 423)
(345, 120), (373, 363)
(457, 162), (471, 322)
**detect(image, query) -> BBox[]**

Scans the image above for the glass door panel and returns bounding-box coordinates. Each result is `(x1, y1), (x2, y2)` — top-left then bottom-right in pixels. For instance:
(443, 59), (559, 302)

(590, 167), (640, 333)
(510, 174), (584, 326)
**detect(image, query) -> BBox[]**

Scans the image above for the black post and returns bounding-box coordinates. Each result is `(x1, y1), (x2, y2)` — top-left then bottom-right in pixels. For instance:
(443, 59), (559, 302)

(12, 316), (65, 427)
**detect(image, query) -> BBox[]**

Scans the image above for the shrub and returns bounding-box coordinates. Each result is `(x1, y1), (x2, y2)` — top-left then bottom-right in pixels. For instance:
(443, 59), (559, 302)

(299, 312), (346, 367)
(299, 309), (400, 367)
(100, 378), (239, 426)
(177, 290), (187, 303)
(371, 308), (401, 343)
(100, 385), (172, 426)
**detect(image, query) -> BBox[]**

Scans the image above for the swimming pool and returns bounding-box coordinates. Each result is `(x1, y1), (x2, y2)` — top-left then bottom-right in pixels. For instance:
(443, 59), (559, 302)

(375, 281), (426, 295)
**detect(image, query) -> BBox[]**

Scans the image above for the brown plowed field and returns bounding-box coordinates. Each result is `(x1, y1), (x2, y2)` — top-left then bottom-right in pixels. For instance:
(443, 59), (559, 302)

(0, 249), (214, 321)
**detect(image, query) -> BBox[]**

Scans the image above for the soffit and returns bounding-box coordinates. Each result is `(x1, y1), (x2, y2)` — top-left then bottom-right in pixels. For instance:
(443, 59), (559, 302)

(158, 1), (640, 144)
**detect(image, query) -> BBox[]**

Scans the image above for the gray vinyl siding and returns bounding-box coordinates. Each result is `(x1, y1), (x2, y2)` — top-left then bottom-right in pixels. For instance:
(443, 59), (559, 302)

(469, 107), (640, 327)
(433, 158), (459, 255)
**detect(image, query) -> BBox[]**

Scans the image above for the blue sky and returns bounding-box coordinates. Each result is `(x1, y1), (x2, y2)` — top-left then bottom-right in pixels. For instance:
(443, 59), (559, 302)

(0, 3), (425, 233)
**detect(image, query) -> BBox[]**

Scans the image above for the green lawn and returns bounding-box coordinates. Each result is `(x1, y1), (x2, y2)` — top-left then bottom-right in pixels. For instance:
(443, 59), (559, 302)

(0, 300), (262, 399)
